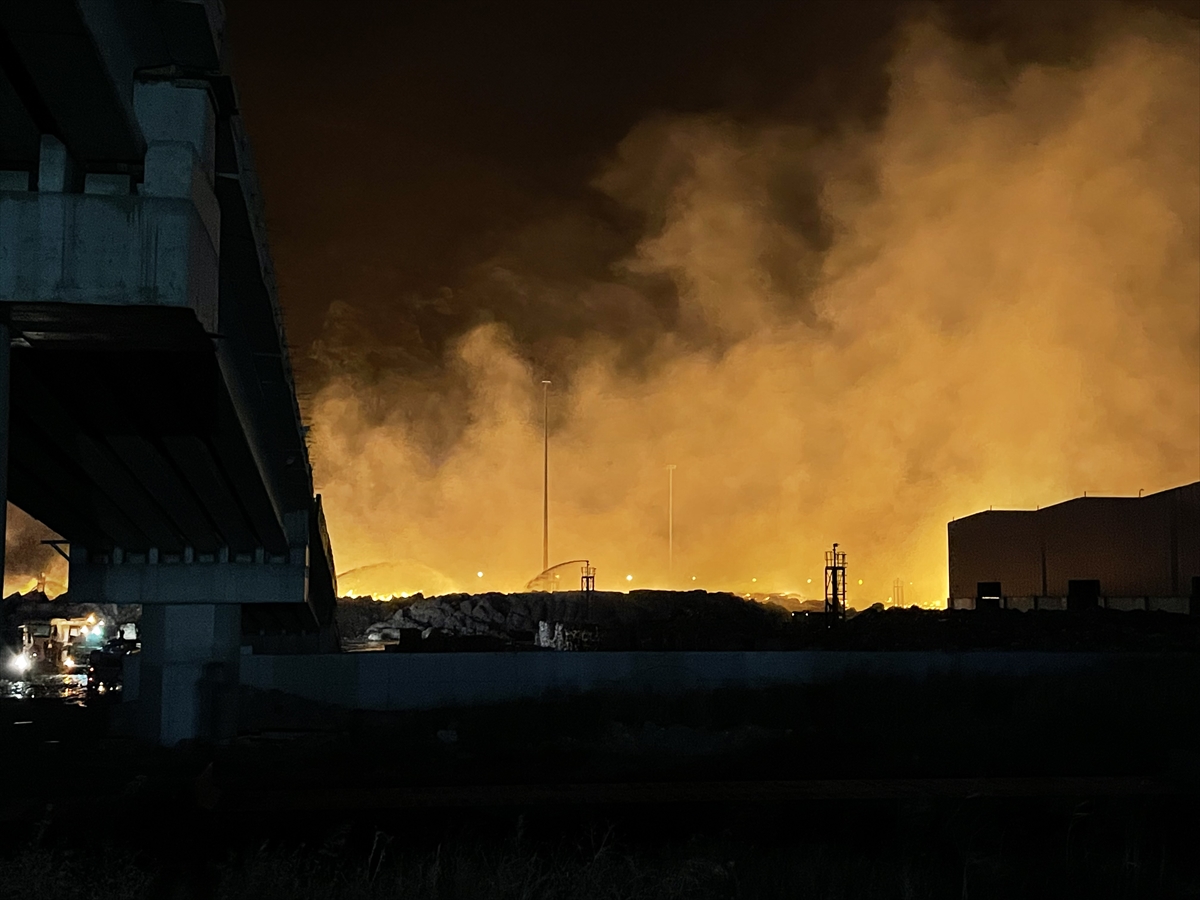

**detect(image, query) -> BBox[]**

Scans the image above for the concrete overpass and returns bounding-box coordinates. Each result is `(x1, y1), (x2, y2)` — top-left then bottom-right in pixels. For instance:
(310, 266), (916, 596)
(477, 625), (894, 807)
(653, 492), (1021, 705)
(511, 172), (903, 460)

(0, 0), (338, 743)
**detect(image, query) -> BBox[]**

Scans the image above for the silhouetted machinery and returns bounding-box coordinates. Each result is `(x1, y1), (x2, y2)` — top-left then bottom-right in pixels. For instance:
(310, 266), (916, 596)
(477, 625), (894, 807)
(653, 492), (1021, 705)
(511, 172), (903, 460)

(525, 559), (596, 592)
(825, 543), (847, 619)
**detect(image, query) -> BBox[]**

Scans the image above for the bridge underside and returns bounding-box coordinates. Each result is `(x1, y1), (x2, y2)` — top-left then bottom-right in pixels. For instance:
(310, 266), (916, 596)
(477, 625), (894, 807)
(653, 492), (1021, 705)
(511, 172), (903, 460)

(8, 303), (290, 556)
(6, 301), (339, 622)
(4, 302), (339, 742)
(0, 0), (340, 744)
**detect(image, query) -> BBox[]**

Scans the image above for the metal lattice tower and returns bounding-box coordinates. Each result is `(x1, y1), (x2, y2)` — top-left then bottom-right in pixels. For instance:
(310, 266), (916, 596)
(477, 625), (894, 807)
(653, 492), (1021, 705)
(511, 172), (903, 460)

(892, 578), (904, 608)
(580, 561), (596, 593)
(824, 542), (847, 619)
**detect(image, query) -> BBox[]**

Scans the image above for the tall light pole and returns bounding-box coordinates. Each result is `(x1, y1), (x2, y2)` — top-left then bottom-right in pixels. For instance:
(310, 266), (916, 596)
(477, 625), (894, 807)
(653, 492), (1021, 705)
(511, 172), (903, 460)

(541, 380), (551, 573)
(666, 464), (676, 582)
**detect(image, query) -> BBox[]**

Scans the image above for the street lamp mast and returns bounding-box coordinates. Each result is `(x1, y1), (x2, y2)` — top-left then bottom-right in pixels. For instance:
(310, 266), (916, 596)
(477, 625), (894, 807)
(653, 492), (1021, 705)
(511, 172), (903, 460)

(666, 464), (676, 582)
(542, 380), (551, 573)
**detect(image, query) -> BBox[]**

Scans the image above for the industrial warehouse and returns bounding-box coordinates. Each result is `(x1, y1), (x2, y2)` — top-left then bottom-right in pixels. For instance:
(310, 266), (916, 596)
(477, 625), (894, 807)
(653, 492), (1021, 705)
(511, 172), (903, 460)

(948, 481), (1200, 612)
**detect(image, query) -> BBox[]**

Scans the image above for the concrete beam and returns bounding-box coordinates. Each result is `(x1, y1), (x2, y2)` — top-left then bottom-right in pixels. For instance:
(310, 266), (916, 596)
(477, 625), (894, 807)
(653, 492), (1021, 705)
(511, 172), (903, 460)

(134, 79), (215, 182)
(210, 383), (289, 550)
(36, 134), (77, 192)
(68, 549), (308, 606)
(0, 192), (218, 331)
(0, 2), (145, 165)
(160, 434), (266, 552)
(105, 434), (223, 552)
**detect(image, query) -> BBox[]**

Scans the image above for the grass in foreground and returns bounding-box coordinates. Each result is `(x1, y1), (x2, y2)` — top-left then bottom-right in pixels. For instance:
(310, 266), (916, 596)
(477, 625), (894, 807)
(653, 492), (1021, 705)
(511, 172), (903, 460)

(2, 809), (1194, 900)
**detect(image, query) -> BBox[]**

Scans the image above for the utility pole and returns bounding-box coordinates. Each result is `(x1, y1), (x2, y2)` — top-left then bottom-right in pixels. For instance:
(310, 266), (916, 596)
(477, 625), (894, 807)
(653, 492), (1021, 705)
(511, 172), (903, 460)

(541, 380), (551, 573)
(666, 464), (676, 581)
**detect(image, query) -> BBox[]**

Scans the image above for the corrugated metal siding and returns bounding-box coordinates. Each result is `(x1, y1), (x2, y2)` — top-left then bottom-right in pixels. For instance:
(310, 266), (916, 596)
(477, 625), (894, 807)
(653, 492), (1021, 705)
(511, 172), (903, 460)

(947, 482), (1199, 601)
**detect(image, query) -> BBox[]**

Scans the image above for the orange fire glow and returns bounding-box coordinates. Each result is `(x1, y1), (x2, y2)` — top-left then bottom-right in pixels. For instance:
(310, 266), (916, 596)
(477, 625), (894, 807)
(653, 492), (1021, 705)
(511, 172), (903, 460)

(312, 19), (1199, 606)
(9, 17), (1193, 608)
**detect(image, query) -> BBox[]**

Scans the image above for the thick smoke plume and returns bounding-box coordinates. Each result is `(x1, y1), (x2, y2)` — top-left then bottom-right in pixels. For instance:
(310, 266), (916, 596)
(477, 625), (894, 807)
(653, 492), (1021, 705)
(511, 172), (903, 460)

(311, 14), (1199, 605)
(4, 504), (66, 598)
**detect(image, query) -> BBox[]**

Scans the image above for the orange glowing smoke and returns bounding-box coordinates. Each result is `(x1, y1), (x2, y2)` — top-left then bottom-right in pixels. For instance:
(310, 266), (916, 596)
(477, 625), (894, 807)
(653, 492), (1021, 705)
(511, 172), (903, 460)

(3, 505), (68, 598)
(311, 17), (1198, 605)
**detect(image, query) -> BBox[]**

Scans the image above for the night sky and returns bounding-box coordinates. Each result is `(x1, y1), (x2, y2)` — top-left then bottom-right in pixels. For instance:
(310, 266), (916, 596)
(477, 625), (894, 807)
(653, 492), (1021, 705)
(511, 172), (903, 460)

(229, 0), (1193, 379)
(219, 0), (1200, 600)
(229, 0), (893, 366)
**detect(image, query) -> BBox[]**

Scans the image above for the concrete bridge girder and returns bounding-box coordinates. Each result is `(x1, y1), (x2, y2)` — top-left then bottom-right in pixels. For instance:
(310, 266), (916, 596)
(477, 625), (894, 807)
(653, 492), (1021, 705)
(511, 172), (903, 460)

(0, 4), (338, 744)
(68, 549), (309, 606)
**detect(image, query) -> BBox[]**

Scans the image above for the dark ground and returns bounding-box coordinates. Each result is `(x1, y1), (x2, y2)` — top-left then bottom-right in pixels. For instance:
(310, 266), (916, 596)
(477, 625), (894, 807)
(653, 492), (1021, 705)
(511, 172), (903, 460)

(2, 639), (1199, 899)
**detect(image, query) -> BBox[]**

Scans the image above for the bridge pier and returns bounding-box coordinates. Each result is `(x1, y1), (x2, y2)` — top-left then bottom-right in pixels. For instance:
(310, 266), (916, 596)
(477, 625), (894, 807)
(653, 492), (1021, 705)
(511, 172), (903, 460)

(69, 509), (338, 745)
(70, 544), (314, 745)
(129, 604), (241, 745)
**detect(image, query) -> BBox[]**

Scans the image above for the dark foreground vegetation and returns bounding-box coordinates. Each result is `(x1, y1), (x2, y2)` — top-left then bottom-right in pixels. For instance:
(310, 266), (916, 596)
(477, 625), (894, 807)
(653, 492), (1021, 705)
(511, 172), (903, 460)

(2, 795), (1197, 900)
(3, 651), (1199, 898)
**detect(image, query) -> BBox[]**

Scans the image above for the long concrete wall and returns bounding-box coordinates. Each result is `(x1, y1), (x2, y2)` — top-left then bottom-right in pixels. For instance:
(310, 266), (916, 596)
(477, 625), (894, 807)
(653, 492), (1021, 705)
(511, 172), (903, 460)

(238, 650), (1157, 711)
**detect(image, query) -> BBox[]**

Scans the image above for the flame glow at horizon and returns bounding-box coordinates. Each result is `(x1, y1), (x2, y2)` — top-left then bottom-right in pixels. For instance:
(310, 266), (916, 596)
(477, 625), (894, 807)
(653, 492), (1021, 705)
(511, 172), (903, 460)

(312, 18), (1199, 605)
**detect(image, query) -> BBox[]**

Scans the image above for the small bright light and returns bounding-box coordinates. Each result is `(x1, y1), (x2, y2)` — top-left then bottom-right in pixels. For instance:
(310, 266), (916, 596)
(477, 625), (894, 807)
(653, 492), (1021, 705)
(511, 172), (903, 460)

(477, 571), (483, 578)
(8, 654), (30, 674)
(807, 579), (812, 584)
(86, 614), (96, 625)
(64, 656), (75, 669)
(80, 625), (90, 636)
(858, 579), (863, 585)
(691, 576), (696, 581)
(626, 574), (633, 581)
(751, 578), (757, 583)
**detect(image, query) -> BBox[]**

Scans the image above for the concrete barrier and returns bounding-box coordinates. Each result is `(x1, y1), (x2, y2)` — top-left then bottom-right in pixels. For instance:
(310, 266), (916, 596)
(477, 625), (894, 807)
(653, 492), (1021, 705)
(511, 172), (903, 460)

(239, 650), (1142, 711)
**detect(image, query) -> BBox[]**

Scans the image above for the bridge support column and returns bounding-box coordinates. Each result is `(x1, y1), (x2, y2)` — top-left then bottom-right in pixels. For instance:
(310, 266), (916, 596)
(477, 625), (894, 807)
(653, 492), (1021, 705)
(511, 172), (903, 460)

(71, 550), (314, 744)
(132, 604), (241, 745)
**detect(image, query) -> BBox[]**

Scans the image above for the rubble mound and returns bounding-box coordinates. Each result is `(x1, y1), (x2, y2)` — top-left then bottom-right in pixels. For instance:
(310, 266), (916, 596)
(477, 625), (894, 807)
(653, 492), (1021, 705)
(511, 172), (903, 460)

(336, 592), (1200, 652)
(337, 590), (791, 650)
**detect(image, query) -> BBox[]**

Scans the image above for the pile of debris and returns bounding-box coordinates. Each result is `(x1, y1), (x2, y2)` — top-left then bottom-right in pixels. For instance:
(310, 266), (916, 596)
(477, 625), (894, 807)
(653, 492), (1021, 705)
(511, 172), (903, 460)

(335, 591), (1200, 653)
(337, 590), (793, 651)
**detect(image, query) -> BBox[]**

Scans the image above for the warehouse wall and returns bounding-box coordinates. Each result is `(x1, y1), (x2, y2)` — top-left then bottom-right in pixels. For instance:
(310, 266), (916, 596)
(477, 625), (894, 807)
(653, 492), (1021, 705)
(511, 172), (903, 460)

(948, 482), (1199, 606)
